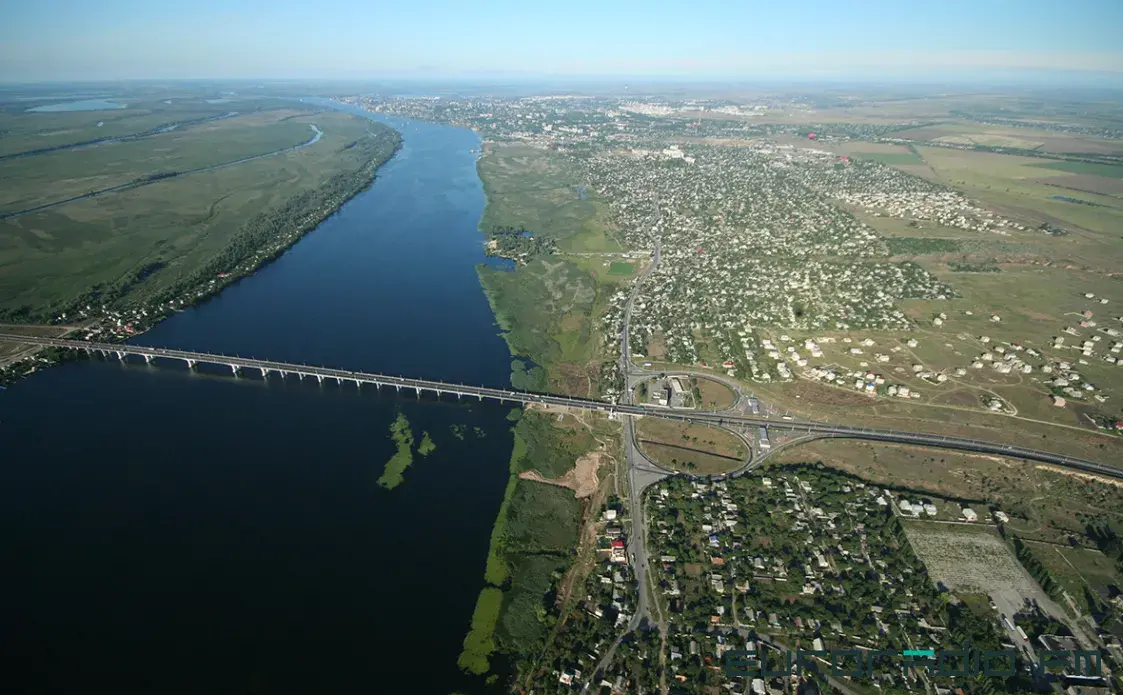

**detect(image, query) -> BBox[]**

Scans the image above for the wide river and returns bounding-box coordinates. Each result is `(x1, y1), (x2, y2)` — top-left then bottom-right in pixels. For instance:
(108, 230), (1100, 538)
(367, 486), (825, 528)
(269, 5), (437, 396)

(1, 106), (515, 693)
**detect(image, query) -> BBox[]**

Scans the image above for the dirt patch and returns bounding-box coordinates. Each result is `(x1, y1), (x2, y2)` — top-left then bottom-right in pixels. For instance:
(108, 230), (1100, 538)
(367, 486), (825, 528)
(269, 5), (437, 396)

(518, 450), (604, 498)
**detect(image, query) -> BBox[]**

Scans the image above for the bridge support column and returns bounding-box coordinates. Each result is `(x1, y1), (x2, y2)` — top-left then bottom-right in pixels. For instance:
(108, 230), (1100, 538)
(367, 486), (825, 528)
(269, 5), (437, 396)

(229, 364), (240, 375)
(260, 367), (270, 378)
(185, 359), (196, 369)
(143, 354), (153, 364)
(116, 351), (125, 360)
(316, 374), (324, 383)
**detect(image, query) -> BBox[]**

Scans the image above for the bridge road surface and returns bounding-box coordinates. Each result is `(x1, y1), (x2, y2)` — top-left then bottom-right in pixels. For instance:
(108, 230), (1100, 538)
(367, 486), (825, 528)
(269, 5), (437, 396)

(2, 333), (1121, 479)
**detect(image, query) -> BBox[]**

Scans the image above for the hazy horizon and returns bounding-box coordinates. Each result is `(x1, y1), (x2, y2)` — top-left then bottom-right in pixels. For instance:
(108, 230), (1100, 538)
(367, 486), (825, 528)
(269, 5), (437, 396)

(3, 0), (1123, 86)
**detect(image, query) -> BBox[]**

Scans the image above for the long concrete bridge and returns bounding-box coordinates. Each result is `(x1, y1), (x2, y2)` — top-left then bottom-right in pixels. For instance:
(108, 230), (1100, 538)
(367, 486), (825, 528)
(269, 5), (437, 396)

(4, 332), (1121, 479)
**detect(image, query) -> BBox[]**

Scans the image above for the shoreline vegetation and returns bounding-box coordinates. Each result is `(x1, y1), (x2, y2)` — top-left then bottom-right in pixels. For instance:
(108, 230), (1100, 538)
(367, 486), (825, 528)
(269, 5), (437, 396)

(458, 407), (611, 682)
(0, 117), (401, 387)
(472, 142), (625, 399)
(448, 126), (624, 687)
(377, 412), (416, 490)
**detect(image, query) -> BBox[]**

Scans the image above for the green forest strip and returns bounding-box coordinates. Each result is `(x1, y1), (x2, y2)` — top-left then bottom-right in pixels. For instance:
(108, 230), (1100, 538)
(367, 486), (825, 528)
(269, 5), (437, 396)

(377, 412), (415, 490)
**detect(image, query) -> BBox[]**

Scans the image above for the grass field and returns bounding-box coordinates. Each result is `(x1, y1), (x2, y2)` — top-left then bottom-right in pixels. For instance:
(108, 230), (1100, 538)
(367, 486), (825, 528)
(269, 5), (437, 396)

(1028, 542), (1119, 614)
(0, 104), (394, 317)
(635, 418), (746, 474)
(854, 151), (923, 165)
(1028, 160), (1123, 179)
(608, 261), (635, 275)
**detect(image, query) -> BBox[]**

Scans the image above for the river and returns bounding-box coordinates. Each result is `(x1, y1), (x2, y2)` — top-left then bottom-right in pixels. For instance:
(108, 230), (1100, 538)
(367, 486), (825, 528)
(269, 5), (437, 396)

(0, 107), (514, 693)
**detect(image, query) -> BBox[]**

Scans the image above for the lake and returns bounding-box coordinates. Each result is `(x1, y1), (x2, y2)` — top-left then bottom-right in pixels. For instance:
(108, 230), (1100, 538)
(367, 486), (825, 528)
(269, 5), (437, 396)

(0, 108), (514, 693)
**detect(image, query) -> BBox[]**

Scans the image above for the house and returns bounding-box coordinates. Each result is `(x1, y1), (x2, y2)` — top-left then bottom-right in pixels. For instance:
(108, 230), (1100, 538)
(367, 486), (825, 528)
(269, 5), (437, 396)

(962, 508), (978, 522)
(603, 509), (617, 521)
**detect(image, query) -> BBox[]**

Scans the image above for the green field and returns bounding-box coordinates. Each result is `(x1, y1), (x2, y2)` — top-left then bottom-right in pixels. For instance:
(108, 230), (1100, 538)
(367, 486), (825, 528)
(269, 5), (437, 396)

(0, 101), (398, 320)
(855, 151), (924, 165)
(886, 237), (964, 255)
(1029, 160), (1123, 179)
(608, 261), (635, 275)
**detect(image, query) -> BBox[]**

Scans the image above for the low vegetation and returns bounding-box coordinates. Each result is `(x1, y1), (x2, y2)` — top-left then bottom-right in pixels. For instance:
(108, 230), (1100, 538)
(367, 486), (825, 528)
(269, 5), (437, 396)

(376, 412), (415, 490)
(0, 100), (399, 323)
(457, 409), (595, 678)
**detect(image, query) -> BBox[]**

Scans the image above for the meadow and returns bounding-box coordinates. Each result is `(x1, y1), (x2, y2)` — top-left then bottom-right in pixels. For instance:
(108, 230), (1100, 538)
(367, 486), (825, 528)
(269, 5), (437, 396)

(0, 101), (396, 318)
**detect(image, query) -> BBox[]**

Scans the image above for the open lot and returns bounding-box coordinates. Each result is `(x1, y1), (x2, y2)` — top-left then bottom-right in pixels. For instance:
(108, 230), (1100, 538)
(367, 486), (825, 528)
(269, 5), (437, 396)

(903, 521), (1068, 625)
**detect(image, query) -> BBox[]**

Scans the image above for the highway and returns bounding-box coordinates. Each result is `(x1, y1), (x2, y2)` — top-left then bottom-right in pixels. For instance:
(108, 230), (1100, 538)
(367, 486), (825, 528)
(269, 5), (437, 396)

(1, 332), (1120, 478)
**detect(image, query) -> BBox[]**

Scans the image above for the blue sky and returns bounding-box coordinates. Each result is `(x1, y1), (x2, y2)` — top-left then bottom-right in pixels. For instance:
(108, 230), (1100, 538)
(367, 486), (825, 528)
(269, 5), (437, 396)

(3, 0), (1122, 82)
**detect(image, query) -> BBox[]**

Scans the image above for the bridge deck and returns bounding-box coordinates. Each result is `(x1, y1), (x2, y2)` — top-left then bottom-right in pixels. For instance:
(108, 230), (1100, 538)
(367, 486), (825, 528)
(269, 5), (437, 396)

(2, 332), (1119, 478)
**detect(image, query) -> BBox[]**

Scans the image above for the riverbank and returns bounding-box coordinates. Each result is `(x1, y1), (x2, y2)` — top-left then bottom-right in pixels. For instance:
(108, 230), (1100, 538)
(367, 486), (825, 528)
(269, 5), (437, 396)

(0, 122), (401, 386)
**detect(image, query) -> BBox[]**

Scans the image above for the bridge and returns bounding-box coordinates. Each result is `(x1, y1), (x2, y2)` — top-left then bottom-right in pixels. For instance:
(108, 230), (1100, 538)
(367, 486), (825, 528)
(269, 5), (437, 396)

(4, 332), (1122, 480)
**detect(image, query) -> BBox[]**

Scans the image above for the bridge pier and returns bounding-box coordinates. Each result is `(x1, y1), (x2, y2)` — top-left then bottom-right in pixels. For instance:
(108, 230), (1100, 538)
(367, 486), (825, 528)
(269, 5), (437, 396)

(229, 364), (240, 375)
(316, 374), (324, 383)
(185, 358), (196, 369)
(143, 354), (153, 364)
(260, 367), (270, 378)
(116, 351), (125, 360)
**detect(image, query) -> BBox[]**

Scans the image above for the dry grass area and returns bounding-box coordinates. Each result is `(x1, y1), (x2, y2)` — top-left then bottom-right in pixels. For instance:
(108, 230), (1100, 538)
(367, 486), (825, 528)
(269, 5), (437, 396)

(636, 418), (746, 474)
(693, 376), (736, 410)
